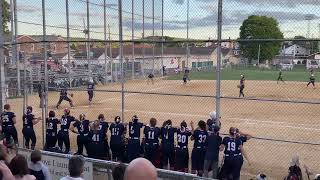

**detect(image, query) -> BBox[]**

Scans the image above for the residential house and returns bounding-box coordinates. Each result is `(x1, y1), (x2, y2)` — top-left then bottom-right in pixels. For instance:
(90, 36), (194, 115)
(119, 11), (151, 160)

(17, 35), (68, 55)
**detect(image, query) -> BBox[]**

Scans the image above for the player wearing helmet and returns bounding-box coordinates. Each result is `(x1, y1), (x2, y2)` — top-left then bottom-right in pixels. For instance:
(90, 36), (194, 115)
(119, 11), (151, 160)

(70, 113), (90, 155)
(109, 116), (126, 162)
(307, 74), (316, 88)
(22, 106), (41, 150)
(239, 75), (245, 97)
(56, 86), (74, 109)
(57, 108), (75, 154)
(127, 115), (144, 162)
(87, 78), (95, 104)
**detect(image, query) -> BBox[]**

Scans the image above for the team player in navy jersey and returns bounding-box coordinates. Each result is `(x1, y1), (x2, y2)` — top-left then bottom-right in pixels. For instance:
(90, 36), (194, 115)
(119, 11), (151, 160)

(56, 86), (74, 109)
(87, 120), (105, 159)
(175, 121), (192, 172)
(45, 111), (60, 151)
(98, 114), (110, 160)
(22, 106), (41, 150)
(191, 120), (208, 177)
(160, 120), (177, 170)
(235, 128), (252, 146)
(57, 108), (76, 154)
(87, 79), (95, 104)
(219, 127), (250, 180)
(143, 118), (161, 167)
(127, 115), (144, 162)
(109, 116), (126, 162)
(0, 104), (18, 147)
(70, 113), (90, 156)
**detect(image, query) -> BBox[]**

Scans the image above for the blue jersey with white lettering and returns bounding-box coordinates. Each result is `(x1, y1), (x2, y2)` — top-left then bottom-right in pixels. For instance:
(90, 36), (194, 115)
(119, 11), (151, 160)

(1, 111), (16, 128)
(161, 126), (177, 145)
(46, 117), (60, 136)
(128, 122), (144, 139)
(98, 121), (109, 134)
(192, 129), (208, 149)
(60, 115), (75, 132)
(144, 126), (161, 145)
(73, 120), (90, 136)
(109, 123), (125, 144)
(176, 129), (192, 148)
(222, 136), (242, 156)
(23, 113), (35, 129)
(88, 82), (94, 90)
(89, 130), (105, 144)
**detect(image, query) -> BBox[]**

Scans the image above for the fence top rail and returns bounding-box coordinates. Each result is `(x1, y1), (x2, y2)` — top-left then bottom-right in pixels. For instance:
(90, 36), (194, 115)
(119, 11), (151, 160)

(17, 148), (208, 180)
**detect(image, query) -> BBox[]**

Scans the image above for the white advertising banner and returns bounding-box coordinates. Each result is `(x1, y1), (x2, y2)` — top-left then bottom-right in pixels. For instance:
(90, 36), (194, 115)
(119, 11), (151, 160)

(18, 149), (93, 180)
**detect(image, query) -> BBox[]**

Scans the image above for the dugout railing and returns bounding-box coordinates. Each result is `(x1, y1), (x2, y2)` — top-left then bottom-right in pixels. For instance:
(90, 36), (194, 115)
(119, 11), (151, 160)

(17, 148), (215, 180)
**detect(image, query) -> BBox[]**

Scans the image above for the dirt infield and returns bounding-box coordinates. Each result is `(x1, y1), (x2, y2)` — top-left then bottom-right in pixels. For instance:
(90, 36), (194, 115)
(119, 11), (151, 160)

(7, 79), (320, 179)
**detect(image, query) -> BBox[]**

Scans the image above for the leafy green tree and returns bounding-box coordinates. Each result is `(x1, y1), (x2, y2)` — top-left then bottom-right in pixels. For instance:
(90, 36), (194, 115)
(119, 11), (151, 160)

(239, 15), (283, 63)
(2, 0), (10, 33)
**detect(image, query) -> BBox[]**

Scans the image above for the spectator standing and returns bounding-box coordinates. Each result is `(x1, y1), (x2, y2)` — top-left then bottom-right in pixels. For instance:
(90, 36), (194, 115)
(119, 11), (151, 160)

(203, 125), (222, 179)
(284, 155), (302, 180)
(60, 156), (85, 180)
(112, 164), (126, 180)
(28, 150), (51, 180)
(9, 155), (36, 180)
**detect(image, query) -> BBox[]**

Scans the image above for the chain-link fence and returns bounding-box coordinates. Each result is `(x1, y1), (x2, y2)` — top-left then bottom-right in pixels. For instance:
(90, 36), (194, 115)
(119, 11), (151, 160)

(1, 0), (320, 179)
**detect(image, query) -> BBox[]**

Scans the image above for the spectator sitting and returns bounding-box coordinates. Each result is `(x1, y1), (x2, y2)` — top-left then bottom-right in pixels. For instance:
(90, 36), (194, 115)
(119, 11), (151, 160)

(9, 155), (36, 180)
(284, 154), (302, 180)
(60, 156), (85, 180)
(28, 150), (51, 180)
(124, 158), (157, 180)
(112, 164), (126, 180)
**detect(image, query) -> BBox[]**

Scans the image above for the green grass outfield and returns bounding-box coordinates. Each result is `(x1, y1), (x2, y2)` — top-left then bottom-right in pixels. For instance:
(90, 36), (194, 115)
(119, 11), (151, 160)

(167, 69), (315, 82)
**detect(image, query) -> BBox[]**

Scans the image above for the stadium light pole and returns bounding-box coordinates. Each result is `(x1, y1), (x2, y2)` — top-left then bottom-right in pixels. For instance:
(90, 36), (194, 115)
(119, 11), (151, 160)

(41, 0), (48, 149)
(216, 0), (223, 126)
(118, 0), (125, 121)
(0, 0), (6, 112)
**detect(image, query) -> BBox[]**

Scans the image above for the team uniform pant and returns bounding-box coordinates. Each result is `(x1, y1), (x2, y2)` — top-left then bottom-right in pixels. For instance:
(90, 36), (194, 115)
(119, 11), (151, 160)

(307, 80), (315, 87)
(87, 142), (105, 160)
(76, 135), (89, 155)
(57, 131), (70, 153)
(161, 144), (175, 169)
(220, 155), (243, 180)
(45, 133), (57, 151)
(57, 96), (72, 106)
(145, 143), (159, 166)
(22, 127), (36, 149)
(3, 126), (18, 145)
(175, 147), (189, 172)
(110, 142), (124, 161)
(204, 159), (219, 179)
(239, 86), (245, 97)
(127, 139), (141, 162)
(191, 148), (206, 176)
(88, 91), (93, 102)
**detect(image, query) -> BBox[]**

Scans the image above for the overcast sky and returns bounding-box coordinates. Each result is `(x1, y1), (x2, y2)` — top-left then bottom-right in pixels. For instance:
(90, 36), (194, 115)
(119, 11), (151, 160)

(14, 0), (320, 40)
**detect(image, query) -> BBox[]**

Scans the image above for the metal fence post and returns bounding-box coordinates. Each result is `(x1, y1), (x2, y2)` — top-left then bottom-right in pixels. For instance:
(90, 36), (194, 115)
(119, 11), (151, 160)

(152, 0), (155, 75)
(216, 0), (223, 125)
(0, 0), (5, 111)
(186, 0), (189, 70)
(86, 0), (91, 79)
(42, 0), (48, 148)
(104, 0), (108, 84)
(142, 0), (145, 78)
(161, 0), (164, 76)
(131, 0), (135, 80)
(118, 0), (124, 121)
(66, 0), (71, 88)
(13, 0), (20, 97)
